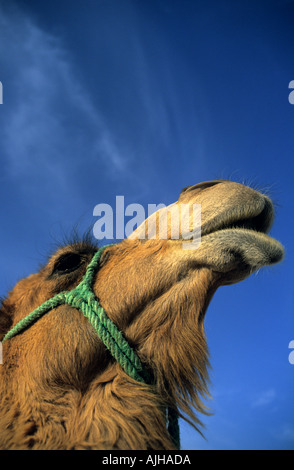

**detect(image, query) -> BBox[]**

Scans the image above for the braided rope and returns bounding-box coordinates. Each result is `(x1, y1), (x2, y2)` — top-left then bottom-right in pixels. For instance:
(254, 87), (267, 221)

(2, 293), (67, 342)
(2, 244), (180, 448)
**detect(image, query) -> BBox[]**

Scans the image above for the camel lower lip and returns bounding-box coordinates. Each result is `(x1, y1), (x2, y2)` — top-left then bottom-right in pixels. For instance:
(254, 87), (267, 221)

(205, 227), (284, 265)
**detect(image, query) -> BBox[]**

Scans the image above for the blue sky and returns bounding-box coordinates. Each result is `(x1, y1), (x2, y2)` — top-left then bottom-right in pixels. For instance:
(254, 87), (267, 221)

(0, 0), (293, 450)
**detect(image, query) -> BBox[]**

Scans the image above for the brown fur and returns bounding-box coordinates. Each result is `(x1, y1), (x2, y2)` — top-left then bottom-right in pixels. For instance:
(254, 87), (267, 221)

(0, 180), (284, 449)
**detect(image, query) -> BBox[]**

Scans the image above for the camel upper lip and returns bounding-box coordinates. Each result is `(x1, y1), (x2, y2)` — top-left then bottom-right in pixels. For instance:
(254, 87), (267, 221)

(202, 197), (274, 237)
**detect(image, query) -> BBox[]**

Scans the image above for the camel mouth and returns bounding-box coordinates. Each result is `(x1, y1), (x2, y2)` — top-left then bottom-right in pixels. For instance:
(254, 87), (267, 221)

(198, 195), (284, 270)
(204, 196), (274, 237)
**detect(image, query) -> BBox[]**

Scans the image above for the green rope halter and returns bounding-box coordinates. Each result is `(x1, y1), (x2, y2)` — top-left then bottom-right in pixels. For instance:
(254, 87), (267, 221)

(2, 244), (180, 449)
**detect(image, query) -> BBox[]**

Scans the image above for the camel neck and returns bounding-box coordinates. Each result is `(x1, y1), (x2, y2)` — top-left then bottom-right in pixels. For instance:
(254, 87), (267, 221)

(0, 366), (176, 450)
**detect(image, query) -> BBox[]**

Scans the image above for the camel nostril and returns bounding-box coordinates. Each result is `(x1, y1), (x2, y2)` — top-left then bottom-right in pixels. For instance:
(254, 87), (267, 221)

(180, 179), (226, 195)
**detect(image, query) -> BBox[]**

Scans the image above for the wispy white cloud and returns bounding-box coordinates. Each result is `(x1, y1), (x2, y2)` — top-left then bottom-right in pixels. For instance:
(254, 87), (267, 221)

(278, 424), (294, 443)
(268, 422), (294, 448)
(0, 4), (126, 190)
(251, 388), (277, 408)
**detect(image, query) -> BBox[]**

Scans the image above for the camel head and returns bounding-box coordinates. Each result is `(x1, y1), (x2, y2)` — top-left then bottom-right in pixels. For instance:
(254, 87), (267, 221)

(0, 179), (284, 450)
(130, 178), (283, 284)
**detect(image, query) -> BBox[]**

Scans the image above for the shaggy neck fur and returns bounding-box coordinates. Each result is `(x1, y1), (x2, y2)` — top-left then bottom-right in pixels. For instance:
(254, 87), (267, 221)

(0, 264), (214, 450)
(133, 268), (214, 430)
(0, 363), (175, 450)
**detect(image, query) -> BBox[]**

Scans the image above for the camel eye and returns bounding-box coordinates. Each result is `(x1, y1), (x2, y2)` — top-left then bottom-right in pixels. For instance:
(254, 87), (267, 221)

(53, 253), (82, 275)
